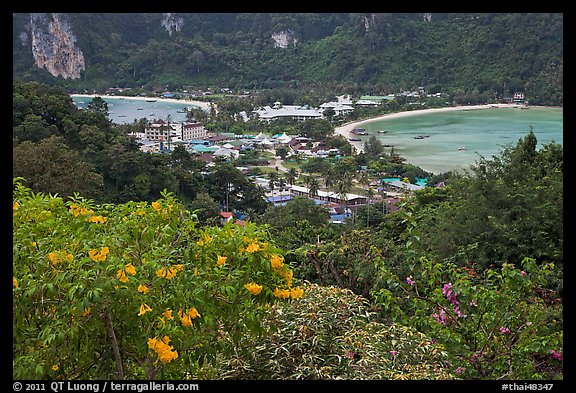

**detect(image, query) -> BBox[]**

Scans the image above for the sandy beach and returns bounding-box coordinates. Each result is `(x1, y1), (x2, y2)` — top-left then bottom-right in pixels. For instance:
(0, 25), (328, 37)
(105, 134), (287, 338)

(70, 94), (214, 111)
(334, 104), (520, 153)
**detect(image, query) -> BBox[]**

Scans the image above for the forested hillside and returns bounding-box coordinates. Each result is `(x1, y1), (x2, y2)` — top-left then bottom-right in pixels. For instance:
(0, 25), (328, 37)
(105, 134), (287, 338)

(13, 13), (563, 105)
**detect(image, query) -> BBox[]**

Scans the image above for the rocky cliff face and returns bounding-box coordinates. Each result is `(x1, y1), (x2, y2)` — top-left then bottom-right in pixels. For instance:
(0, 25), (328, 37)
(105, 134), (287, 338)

(161, 13), (184, 36)
(27, 13), (85, 79)
(271, 30), (298, 48)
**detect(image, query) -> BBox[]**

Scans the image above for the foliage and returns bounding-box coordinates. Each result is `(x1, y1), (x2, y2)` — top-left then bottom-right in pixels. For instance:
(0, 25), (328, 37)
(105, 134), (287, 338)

(371, 201), (563, 380)
(415, 131), (563, 272)
(218, 283), (455, 380)
(13, 178), (303, 379)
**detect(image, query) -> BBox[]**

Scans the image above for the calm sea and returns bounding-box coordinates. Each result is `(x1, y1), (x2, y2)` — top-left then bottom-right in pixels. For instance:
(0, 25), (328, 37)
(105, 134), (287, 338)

(71, 96), (202, 125)
(357, 106), (563, 174)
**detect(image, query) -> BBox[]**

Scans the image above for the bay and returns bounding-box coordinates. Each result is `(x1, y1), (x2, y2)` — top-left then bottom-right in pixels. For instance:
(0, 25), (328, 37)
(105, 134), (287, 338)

(71, 95), (205, 125)
(356, 106), (563, 174)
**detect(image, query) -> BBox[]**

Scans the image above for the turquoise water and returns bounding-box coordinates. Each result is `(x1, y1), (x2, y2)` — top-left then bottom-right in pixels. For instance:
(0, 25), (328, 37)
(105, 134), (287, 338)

(71, 95), (203, 125)
(358, 106), (563, 174)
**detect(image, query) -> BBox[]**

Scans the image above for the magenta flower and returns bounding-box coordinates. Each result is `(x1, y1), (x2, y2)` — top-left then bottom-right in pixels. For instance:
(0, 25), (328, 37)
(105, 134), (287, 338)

(549, 350), (563, 361)
(521, 271), (527, 276)
(469, 299), (477, 307)
(499, 326), (511, 334)
(406, 276), (415, 285)
(389, 350), (398, 357)
(432, 309), (448, 326)
(455, 366), (464, 374)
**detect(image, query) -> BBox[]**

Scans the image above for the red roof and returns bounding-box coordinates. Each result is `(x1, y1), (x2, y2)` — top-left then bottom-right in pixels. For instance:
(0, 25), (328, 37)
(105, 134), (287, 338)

(220, 212), (233, 218)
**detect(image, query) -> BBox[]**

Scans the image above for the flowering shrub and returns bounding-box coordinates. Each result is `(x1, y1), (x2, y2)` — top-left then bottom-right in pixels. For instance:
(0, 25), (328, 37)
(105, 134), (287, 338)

(13, 177), (302, 379)
(371, 202), (563, 380)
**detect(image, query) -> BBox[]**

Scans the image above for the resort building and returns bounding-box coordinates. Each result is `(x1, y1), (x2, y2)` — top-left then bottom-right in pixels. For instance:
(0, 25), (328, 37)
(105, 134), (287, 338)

(144, 119), (173, 141)
(252, 102), (323, 122)
(289, 185), (368, 206)
(181, 122), (207, 140)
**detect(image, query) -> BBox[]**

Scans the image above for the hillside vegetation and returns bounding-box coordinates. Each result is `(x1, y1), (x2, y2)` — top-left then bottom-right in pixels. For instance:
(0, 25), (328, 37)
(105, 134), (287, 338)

(13, 13), (563, 105)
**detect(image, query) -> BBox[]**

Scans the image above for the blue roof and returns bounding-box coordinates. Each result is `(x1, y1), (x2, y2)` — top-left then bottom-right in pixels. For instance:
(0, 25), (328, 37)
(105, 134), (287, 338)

(266, 195), (293, 203)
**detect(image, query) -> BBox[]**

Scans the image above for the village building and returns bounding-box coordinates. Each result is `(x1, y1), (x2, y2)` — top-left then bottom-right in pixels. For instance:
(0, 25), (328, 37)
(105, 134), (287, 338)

(181, 122), (207, 140)
(252, 102), (323, 122)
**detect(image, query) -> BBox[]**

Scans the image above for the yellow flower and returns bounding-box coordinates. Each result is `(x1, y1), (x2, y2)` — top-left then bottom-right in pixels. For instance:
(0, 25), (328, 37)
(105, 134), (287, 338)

(167, 267), (178, 280)
(216, 255), (227, 267)
(116, 269), (128, 283)
(78, 307), (92, 317)
(49, 252), (60, 264)
(244, 282), (263, 295)
(188, 307), (201, 319)
(89, 247), (109, 262)
(66, 253), (74, 262)
(13, 277), (18, 288)
(290, 287), (304, 299)
(156, 268), (167, 278)
(51, 364), (59, 371)
(88, 215), (107, 224)
(138, 303), (152, 316)
(178, 309), (192, 327)
(151, 201), (161, 211)
(177, 307), (201, 327)
(148, 336), (178, 364)
(273, 288), (291, 299)
(125, 263), (136, 276)
(162, 308), (174, 320)
(270, 254), (284, 269)
(13, 201), (19, 210)
(246, 243), (261, 253)
(137, 284), (149, 294)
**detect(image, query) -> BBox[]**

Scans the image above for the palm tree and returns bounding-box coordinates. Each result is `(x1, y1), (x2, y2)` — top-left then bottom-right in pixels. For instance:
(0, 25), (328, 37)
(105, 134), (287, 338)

(287, 167), (298, 186)
(308, 177), (320, 199)
(365, 187), (375, 227)
(334, 175), (353, 222)
(268, 172), (278, 198)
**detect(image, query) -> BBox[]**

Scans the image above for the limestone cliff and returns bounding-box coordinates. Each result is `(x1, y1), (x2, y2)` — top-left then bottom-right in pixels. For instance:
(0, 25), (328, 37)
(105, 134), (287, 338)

(28, 13), (85, 79)
(161, 13), (184, 36)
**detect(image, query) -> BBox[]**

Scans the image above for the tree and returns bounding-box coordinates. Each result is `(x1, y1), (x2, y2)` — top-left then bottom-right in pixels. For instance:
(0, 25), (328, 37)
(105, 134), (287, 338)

(286, 167), (298, 186)
(13, 135), (103, 199)
(187, 192), (221, 224)
(308, 177), (320, 199)
(87, 96), (109, 116)
(258, 197), (329, 230)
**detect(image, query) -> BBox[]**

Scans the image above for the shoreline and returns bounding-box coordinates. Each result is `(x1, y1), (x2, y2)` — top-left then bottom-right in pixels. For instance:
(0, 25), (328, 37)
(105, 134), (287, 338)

(70, 94), (213, 111)
(334, 103), (549, 154)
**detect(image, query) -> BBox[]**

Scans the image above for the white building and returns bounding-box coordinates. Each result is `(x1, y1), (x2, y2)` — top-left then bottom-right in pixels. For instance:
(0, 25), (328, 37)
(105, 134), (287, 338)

(181, 122), (207, 140)
(252, 103), (323, 122)
(144, 119), (172, 141)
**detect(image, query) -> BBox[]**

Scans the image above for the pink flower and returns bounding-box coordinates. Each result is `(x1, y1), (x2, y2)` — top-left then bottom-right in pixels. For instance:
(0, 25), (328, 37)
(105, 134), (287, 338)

(499, 326), (511, 334)
(389, 350), (398, 357)
(549, 350), (563, 361)
(469, 300), (477, 307)
(455, 366), (464, 374)
(521, 271), (527, 276)
(406, 276), (415, 285)
(432, 309), (448, 326)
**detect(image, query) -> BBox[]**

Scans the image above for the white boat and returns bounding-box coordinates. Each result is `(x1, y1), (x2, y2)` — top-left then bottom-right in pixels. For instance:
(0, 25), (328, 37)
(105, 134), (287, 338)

(458, 146), (467, 151)
(137, 107), (144, 110)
